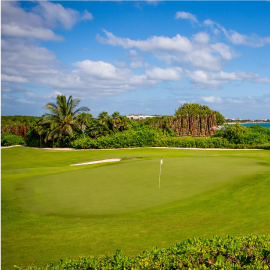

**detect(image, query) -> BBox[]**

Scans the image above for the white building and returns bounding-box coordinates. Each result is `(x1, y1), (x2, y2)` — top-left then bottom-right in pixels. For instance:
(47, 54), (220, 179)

(126, 114), (155, 120)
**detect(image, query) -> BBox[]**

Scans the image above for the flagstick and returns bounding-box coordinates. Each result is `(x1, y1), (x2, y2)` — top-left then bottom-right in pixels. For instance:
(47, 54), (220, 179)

(159, 160), (162, 189)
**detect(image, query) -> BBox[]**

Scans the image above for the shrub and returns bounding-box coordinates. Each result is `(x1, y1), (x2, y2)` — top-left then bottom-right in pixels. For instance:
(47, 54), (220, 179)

(1, 133), (25, 146)
(15, 235), (270, 269)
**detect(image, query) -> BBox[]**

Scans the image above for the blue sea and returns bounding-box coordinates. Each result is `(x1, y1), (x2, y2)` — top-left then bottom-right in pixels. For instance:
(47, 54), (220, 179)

(243, 123), (270, 129)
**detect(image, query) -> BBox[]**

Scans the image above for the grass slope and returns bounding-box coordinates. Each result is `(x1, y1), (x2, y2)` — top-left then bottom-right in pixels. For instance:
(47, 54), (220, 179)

(2, 147), (270, 269)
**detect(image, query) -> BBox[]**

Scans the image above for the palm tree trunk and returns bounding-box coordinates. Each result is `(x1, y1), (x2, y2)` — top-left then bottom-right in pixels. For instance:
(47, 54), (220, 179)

(52, 138), (54, 148)
(40, 135), (41, 148)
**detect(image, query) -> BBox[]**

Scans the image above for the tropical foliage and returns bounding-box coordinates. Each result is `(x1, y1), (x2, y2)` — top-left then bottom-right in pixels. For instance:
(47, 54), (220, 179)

(4, 97), (268, 150)
(175, 103), (225, 126)
(1, 133), (25, 146)
(15, 235), (270, 269)
(42, 95), (90, 142)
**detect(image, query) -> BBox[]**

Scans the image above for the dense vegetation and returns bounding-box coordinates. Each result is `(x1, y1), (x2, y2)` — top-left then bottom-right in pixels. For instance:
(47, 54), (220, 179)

(2, 95), (270, 149)
(24, 97), (225, 148)
(16, 235), (270, 269)
(1, 116), (41, 141)
(1, 115), (42, 126)
(1, 133), (25, 146)
(71, 124), (270, 150)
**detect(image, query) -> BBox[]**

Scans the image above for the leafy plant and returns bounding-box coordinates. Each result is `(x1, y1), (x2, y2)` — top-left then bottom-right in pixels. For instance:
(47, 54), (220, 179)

(1, 133), (25, 146)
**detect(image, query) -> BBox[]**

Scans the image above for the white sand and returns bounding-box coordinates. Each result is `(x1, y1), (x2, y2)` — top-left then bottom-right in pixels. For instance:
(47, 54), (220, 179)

(1, 145), (24, 149)
(70, 158), (121, 166)
(2, 145), (264, 151)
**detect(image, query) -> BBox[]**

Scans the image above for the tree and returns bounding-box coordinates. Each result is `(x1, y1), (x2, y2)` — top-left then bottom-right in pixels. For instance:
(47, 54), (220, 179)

(77, 112), (93, 138)
(42, 95), (90, 142)
(111, 111), (121, 130)
(34, 122), (47, 148)
(213, 110), (225, 126)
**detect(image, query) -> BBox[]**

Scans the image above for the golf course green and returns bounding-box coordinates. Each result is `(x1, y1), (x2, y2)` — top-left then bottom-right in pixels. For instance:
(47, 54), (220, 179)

(2, 147), (270, 269)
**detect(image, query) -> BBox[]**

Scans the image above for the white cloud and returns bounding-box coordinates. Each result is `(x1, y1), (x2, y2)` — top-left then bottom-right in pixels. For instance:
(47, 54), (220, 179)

(1, 74), (28, 83)
(80, 10), (94, 21)
(193, 32), (209, 44)
(187, 70), (270, 88)
(178, 100), (187, 104)
(201, 96), (223, 103)
(130, 62), (149, 69)
(114, 61), (126, 68)
(227, 98), (243, 103)
(35, 1), (81, 29)
(175, 11), (198, 23)
(16, 99), (35, 104)
(97, 30), (235, 70)
(1, 24), (64, 41)
(97, 29), (192, 52)
(146, 67), (182, 81)
(204, 19), (270, 47)
(1, 1), (93, 40)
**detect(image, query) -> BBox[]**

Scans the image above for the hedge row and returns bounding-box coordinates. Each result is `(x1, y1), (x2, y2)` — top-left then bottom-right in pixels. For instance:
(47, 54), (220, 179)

(1, 132), (25, 146)
(16, 235), (270, 269)
(71, 128), (270, 150)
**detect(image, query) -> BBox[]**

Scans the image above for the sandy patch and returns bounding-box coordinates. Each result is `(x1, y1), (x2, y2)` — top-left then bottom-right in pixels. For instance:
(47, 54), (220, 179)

(148, 147), (263, 151)
(70, 158), (121, 166)
(1, 145), (24, 149)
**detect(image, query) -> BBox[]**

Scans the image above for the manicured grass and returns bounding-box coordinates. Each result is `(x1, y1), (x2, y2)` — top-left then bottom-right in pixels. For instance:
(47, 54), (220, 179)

(2, 147), (270, 269)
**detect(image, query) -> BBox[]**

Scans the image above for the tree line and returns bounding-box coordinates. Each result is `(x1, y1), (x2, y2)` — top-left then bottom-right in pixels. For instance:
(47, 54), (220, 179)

(2, 95), (225, 148)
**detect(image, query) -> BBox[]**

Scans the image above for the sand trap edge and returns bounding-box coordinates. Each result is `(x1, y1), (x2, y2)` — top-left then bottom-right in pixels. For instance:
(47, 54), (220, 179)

(70, 158), (121, 166)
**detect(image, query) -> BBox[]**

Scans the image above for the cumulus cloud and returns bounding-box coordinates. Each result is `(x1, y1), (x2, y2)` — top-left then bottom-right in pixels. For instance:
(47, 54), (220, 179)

(175, 11), (198, 23)
(80, 10), (94, 21)
(146, 67), (182, 81)
(1, 24), (64, 41)
(97, 29), (192, 52)
(204, 19), (270, 47)
(97, 29), (235, 70)
(1, 39), (162, 100)
(1, 1), (93, 40)
(201, 96), (223, 103)
(130, 62), (149, 69)
(1, 74), (28, 83)
(193, 32), (209, 44)
(187, 70), (270, 89)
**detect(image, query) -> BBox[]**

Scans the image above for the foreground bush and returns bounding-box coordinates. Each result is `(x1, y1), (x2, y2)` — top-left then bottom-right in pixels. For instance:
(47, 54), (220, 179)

(1, 133), (25, 146)
(16, 235), (270, 269)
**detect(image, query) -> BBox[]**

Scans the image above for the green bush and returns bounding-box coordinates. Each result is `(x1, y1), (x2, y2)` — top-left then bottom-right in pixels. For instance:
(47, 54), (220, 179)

(16, 235), (270, 269)
(1, 133), (25, 146)
(72, 126), (270, 150)
(72, 127), (167, 149)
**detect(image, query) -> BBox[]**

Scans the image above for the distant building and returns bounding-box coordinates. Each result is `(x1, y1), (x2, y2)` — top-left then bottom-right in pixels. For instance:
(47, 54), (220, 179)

(126, 114), (155, 120)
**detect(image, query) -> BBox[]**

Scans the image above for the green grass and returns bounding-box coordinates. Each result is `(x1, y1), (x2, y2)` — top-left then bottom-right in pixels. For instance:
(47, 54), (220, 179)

(2, 147), (270, 269)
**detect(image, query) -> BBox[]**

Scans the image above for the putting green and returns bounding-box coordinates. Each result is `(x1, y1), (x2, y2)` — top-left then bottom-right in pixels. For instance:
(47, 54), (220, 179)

(16, 156), (266, 216)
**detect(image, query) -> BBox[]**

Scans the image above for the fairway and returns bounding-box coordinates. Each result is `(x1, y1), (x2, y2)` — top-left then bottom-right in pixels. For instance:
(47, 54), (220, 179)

(2, 147), (270, 269)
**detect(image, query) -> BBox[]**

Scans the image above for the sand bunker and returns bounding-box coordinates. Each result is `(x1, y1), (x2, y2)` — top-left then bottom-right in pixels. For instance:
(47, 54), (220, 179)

(70, 158), (121, 166)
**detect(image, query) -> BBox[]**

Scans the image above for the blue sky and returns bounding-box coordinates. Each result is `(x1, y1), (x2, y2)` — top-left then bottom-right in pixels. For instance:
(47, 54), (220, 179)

(1, 1), (270, 118)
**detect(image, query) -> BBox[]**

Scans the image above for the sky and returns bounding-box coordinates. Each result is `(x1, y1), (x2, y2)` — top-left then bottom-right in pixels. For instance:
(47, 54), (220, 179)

(1, 1), (270, 118)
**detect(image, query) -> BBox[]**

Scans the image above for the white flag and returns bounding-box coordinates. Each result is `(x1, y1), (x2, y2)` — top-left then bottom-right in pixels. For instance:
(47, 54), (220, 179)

(161, 158), (163, 164)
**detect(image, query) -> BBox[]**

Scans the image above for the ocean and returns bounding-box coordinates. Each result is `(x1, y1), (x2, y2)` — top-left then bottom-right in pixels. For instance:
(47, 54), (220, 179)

(243, 123), (270, 129)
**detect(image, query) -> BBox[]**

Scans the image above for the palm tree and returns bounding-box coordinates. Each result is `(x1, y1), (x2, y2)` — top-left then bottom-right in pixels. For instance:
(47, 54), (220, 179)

(35, 121), (47, 148)
(111, 111), (121, 131)
(77, 112), (93, 138)
(97, 111), (109, 126)
(42, 95), (90, 142)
